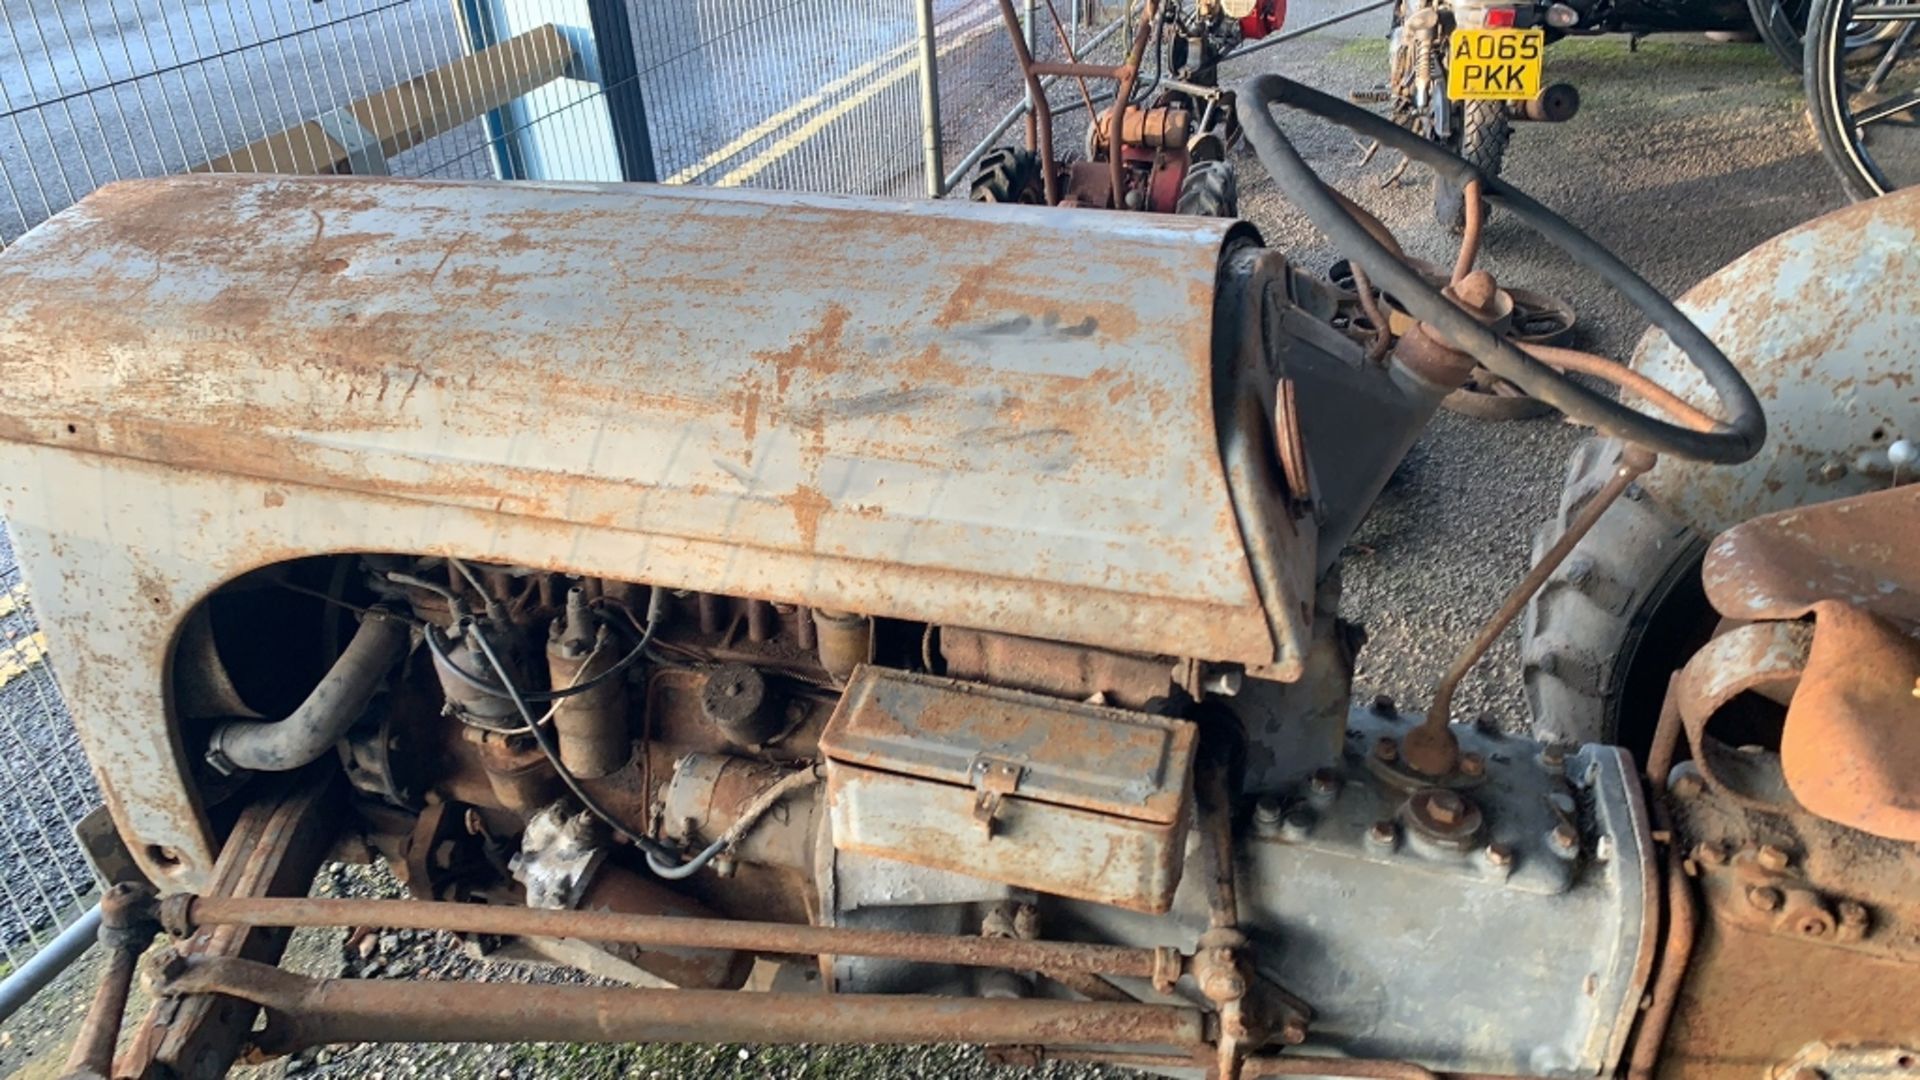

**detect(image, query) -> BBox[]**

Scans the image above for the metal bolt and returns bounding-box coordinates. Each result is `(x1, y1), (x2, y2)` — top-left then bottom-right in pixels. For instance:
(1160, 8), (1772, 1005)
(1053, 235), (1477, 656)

(1253, 798), (1284, 830)
(1671, 773), (1705, 799)
(1280, 1017), (1310, 1045)
(1747, 885), (1784, 912)
(1373, 736), (1399, 764)
(1309, 767), (1340, 797)
(1428, 790), (1465, 827)
(1485, 843), (1514, 868)
(1201, 667), (1244, 697)
(1756, 844), (1790, 872)
(1838, 900), (1870, 928)
(1459, 753), (1485, 778)
(1819, 461), (1848, 482)
(1550, 823), (1580, 856)
(1371, 694), (1396, 716)
(1281, 808), (1315, 841)
(1692, 841), (1727, 867)
(1368, 820), (1398, 846)
(1541, 744), (1567, 769)
(155, 948), (188, 980)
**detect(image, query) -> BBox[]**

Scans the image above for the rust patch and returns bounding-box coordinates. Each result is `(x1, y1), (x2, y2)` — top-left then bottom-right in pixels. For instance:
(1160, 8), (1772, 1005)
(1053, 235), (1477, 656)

(780, 484), (832, 551)
(758, 303), (850, 396)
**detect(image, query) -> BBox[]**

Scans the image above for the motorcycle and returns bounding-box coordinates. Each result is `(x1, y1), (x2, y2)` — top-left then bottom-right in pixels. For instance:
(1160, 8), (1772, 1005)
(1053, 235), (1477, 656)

(1388, 0), (1752, 226)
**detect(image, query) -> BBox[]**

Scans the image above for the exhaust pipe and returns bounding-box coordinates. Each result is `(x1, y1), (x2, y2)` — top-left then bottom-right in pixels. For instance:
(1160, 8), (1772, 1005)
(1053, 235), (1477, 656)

(1513, 83), (1580, 123)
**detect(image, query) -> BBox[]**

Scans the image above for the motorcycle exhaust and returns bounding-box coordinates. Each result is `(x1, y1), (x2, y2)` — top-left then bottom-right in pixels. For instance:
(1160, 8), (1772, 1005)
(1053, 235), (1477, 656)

(1512, 83), (1580, 122)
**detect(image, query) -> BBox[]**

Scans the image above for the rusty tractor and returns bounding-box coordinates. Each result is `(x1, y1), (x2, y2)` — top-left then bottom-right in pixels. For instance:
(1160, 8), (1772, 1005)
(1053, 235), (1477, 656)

(0, 67), (1912, 1080)
(968, 0), (1283, 214)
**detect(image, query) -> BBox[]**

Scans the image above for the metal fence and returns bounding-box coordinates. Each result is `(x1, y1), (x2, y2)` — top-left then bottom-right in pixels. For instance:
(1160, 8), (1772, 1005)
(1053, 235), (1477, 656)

(0, 0), (1129, 1022)
(0, 528), (102, 972)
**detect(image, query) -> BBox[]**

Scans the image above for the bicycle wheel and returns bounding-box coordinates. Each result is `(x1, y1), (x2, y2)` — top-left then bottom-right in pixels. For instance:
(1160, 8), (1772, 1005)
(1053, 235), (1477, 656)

(1751, 0), (1899, 70)
(1807, 0), (1920, 198)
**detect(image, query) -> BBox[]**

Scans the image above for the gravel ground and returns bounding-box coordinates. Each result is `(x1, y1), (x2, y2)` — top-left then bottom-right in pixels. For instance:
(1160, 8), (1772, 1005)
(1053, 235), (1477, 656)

(0, 10), (1849, 1079)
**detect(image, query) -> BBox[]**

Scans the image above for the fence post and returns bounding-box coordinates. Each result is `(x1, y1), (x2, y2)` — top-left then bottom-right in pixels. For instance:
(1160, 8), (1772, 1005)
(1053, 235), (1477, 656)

(584, 0), (659, 182)
(915, 0), (946, 197)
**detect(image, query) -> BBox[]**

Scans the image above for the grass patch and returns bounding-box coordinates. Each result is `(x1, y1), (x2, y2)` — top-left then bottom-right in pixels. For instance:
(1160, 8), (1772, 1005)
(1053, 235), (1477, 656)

(1546, 36), (1783, 73)
(1333, 36), (1390, 62)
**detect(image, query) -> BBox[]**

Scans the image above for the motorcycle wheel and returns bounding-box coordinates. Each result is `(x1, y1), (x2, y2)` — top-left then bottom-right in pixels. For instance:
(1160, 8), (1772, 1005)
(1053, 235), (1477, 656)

(1806, 0), (1920, 200)
(1432, 101), (1511, 230)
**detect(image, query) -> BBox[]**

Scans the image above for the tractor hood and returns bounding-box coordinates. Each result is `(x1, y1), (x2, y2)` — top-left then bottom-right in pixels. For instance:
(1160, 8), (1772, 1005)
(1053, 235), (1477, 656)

(0, 175), (1301, 669)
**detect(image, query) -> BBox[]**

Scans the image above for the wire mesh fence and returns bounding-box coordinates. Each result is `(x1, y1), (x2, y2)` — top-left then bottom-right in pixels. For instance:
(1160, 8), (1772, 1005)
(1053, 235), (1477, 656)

(0, 525), (102, 972)
(930, 0), (1133, 195)
(0, 0), (662, 246)
(639, 0), (941, 196)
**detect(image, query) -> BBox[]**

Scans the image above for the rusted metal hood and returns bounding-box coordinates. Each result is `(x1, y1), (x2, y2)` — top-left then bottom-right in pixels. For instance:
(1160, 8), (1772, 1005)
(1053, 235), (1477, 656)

(0, 175), (1289, 666)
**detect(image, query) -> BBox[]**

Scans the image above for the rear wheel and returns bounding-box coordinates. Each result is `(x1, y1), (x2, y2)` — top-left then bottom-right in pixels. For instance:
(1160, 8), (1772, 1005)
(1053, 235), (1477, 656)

(1176, 159), (1240, 217)
(1433, 101), (1511, 230)
(969, 147), (1046, 204)
(1521, 439), (1713, 759)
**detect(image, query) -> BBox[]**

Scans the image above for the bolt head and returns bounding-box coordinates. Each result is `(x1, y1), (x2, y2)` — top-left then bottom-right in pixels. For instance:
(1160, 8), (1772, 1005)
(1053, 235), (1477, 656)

(1459, 753), (1485, 777)
(1309, 767), (1340, 795)
(155, 948), (188, 979)
(1692, 841), (1727, 866)
(1254, 797), (1284, 827)
(1550, 823), (1580, 853)
(1747, 885), (1784, 912)
(1280, 1018), (1310, 1045)
(1838, 900), (1870, 927)
(1485, 843), (1514, 867)
(1429, 791), (1465, 826)
(1368, 820), (1397, 845)
(1541, 743), (1567, 768)
(1373, 736), (1399, 763)
(1283, 808), (1315, 832)
(1756, 844), (1790, 872)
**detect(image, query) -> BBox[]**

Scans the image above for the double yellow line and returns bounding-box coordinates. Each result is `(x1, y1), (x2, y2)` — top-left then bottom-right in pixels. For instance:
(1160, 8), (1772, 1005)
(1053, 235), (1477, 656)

(669, 1), (1005, 188)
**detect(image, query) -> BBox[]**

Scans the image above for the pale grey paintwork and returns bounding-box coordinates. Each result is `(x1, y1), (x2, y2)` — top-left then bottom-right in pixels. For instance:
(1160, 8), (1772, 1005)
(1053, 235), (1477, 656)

(0, 176), (1308, 887)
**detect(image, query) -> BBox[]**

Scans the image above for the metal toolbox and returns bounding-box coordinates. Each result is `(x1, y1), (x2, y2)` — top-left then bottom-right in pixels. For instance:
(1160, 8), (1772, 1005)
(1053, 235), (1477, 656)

(819, 667), (1197, 913)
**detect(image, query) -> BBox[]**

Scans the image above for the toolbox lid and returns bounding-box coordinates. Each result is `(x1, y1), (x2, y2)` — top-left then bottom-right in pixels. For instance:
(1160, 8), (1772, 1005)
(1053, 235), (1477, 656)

(820, 667), (1195, 825)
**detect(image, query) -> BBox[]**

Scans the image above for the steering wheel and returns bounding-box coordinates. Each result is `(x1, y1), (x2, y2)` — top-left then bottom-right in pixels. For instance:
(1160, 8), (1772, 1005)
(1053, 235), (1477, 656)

(1237, 73), (1765, 464)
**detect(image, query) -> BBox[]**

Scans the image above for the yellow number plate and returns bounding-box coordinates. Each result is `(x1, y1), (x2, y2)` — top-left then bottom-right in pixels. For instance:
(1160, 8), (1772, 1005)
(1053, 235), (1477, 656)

(1446, 28), (1544, 101)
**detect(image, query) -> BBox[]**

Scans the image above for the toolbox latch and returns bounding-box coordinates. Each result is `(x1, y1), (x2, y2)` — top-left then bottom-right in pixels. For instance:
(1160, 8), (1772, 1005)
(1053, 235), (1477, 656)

(970, 757), (1025, 838)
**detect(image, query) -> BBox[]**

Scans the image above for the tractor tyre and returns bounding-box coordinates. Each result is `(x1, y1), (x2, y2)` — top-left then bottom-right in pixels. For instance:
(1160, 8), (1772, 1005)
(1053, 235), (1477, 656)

(970, 147), (1047, 204)
(1176, 159), (1240, 217)
(1520, 438), (1713, 759)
